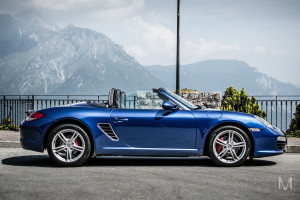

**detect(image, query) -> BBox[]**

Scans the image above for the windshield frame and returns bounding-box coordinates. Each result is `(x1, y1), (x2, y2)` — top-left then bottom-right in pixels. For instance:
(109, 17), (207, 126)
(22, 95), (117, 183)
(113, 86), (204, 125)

(160, 88), (197, 110)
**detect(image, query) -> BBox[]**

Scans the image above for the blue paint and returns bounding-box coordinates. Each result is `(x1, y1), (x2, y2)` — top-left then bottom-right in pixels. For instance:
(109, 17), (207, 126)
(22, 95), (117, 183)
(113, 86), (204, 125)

(20, 88), (285, 159)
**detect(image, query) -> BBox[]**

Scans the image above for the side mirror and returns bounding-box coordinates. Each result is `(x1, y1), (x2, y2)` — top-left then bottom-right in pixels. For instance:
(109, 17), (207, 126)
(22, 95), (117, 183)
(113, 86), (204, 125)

(162, 100), (178, 110)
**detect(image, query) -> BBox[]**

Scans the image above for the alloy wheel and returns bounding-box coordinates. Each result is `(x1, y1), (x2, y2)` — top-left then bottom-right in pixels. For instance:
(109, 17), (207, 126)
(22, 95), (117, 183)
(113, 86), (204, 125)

(51, 129), (86, 163)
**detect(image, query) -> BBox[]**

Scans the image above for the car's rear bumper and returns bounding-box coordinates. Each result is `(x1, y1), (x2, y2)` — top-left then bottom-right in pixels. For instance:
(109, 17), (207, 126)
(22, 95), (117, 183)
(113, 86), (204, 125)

(19, 118), (52, 152)
(20, 137), (43, 152)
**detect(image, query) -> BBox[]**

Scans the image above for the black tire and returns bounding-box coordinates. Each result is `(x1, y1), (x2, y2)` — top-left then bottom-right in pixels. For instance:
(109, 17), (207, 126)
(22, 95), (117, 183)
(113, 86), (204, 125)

(207, 126), (251, 167)
(47, 124), (91, 167)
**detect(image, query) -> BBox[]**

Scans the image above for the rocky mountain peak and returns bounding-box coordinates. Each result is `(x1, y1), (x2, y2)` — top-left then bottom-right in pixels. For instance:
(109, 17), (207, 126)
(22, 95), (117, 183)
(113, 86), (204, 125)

(15, 9), (60, 33)
(0, 11), (162, 95)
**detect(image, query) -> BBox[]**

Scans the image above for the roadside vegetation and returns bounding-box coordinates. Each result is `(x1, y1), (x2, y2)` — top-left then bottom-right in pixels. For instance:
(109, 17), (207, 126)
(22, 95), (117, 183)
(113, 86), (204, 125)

(221, 85), (266, 119)
(0, 118), (19, 131)
(286, 104), (300, 137)
(180, 88), (198, 93)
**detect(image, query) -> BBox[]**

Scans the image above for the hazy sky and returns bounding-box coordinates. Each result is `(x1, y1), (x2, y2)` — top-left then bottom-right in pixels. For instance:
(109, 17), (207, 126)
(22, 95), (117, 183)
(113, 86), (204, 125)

(1, 0), (300, 86)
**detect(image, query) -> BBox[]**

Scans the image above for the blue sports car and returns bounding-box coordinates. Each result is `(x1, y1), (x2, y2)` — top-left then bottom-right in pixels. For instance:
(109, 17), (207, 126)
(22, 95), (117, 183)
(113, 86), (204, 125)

(20, 88), (286, 167)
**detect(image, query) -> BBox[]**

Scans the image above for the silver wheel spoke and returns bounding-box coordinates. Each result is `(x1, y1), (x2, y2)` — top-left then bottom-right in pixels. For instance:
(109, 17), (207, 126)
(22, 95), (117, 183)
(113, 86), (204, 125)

(58, 133), (68, 144)
(233, 142), (245, 148)
(72, 145), (84, 152)
(54, 145), (66, 153)
(70, 132), (79, 143)
(228, 131), (234, 143)
(218, 148), (228, 158)
(216, 138), (226, 146)
(230, 149), (238, 161)
(66, 149), (73, 162)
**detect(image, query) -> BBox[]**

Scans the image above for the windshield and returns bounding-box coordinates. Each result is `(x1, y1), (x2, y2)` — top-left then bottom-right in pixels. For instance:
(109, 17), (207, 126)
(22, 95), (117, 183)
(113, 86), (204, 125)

(161, 88), (197, 110)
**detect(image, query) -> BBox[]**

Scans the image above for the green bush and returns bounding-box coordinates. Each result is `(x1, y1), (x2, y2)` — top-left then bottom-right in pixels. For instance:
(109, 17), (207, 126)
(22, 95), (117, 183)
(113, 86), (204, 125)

(2, 118), (12, 126)
(286, 130), (300, 138)
(0, 118), (19, 131)
(180, 88), (198, 93)
(222, 85), (266, 119)
(286, 104), (300, 137)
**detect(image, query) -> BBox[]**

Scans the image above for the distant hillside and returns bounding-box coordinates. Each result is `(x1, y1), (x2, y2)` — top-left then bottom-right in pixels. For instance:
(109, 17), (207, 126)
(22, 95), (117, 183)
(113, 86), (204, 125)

(147, 60), (300, 95)
(0, 10), (299, 96)
(0, 11), (162, 95)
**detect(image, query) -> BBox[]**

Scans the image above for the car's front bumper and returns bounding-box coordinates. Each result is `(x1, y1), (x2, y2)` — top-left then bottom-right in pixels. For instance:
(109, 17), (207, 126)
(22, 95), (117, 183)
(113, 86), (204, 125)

(252, 127), (286, 158)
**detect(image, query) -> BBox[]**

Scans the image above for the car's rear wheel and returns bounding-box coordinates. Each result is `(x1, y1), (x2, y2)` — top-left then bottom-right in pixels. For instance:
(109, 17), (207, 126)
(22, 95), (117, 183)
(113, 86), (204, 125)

(208, 126), (251, 167)
(47, 124), (91, 167)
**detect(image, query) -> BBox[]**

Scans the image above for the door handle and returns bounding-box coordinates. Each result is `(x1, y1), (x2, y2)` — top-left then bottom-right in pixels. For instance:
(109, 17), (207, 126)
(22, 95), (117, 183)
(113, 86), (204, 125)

(114, 117), (128, 123)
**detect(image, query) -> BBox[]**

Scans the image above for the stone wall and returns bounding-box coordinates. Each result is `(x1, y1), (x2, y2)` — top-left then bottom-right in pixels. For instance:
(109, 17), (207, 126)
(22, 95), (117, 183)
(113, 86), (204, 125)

(180, 92), (221, 109)
(136, 91), (164, 109)
(135, 91), (222, 110)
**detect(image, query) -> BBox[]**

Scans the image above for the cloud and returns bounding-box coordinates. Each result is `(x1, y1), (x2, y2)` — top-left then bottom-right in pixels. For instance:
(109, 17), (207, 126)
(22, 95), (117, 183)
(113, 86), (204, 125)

(183, 38), (241, 58)
(125, 16), (176, 65)
(127, 45), (143, 57)
(254, 45), (266, 54)
(30, 0), (144, 19)
(272, 49), (284, 56)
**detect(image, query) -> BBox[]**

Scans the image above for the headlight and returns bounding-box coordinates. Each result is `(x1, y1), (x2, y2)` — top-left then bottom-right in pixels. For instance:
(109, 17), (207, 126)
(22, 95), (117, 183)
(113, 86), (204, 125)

(254, 115), (273, 129)
(277, 136), (286, 142)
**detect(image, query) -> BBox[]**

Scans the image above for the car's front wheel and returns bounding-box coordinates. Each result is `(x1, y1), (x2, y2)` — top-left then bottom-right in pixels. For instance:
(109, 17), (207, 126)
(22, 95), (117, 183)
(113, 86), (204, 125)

(208, 126), (251, 167)
(47, 124), (91, 167)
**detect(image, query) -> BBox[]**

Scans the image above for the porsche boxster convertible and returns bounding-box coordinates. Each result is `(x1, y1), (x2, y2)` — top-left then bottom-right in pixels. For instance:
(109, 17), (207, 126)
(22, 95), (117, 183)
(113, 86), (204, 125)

(20, 88), (286, 167)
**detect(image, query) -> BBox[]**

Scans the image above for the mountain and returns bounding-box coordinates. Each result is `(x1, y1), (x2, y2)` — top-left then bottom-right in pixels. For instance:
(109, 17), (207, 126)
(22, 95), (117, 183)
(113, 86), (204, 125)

(0, 11), (162, 95)
(15, 9), (60, 34)
(0, 14), (36, 57)
(146, 60), (300, 95)
(0, 10), (299, 96)
(294, 84), (300, 89)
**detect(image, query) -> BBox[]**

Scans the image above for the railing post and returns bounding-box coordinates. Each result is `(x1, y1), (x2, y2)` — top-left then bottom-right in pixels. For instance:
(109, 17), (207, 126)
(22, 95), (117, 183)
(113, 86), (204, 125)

(3, 95), (5, 120)
(290, 101), (293, 131)
(19, 95), (21, 125)
(296, 101), (298, 131)
(134, 96), (136, 109)
(271, 101), (273, 124)
(275, 96), (278, 127)
(285, 101), (287, 131)
(32, 95), (35, 110)
(280, 100), (282, 130)
(266, 101), (268, 121)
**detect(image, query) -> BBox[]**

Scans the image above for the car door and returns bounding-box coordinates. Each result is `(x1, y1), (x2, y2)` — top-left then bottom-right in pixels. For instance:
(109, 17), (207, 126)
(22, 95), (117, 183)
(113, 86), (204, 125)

(110, 108), (197, 149)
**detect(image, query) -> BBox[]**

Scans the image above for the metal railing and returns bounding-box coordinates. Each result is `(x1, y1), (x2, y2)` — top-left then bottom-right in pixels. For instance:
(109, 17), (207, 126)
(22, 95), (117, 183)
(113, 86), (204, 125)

(0, 95), (108, 127)
(0, 94), (299, 132)
(221, 95), (300, 132)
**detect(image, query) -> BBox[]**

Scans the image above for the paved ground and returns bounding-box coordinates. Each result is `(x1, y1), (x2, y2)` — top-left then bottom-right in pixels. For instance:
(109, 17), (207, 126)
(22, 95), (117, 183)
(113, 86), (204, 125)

(0, 131), (20, 142)
(0, 148), (299, 200)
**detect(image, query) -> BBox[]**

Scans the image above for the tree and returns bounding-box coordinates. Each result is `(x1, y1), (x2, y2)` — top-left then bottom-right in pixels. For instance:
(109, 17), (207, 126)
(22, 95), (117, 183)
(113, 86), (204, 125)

(286, 104), (300, 137)
(222, 85), (266, 118)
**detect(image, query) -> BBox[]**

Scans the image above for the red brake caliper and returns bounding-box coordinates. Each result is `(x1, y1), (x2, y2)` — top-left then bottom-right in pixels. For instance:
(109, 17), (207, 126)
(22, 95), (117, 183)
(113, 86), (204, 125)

(216, 137), (224, 153)
(75, 139), (81, 146)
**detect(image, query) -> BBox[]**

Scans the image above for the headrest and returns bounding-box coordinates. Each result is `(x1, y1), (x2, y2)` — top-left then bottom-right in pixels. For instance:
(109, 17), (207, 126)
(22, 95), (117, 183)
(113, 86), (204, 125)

(118, 92), (126, 108)
(108, 88), (116, 107)
(113, 89), (121, 107)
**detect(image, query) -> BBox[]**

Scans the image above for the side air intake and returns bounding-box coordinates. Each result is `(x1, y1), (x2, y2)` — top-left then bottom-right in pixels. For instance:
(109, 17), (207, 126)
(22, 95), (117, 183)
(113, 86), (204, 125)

(98, 123), (119, 141)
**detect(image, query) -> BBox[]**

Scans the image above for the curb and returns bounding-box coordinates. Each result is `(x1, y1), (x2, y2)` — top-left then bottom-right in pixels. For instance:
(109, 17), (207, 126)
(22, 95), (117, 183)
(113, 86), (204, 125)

(285, 145), (300, 153)
(0, 141), (300, 153)
(0, 141), (21, 148)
